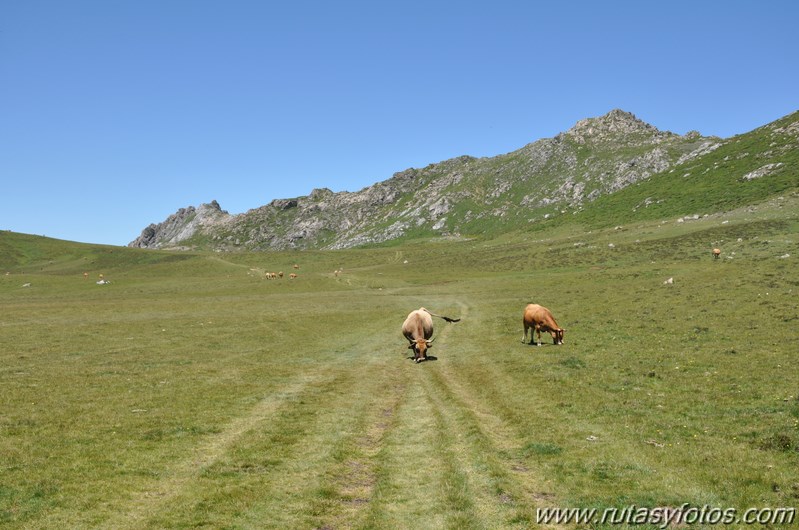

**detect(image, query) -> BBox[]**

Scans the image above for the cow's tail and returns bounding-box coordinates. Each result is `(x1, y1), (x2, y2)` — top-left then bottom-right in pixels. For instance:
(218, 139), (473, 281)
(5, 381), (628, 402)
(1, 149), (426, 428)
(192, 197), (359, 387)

(421, 307), (461, 323)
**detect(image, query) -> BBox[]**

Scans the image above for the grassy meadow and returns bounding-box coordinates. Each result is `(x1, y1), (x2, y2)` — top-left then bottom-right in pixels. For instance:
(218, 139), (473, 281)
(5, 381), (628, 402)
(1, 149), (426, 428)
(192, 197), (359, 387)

(2, 193), (798, 529)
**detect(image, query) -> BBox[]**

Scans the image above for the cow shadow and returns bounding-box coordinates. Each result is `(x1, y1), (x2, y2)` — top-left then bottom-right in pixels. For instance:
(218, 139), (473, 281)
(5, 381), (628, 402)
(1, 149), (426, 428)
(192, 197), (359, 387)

(523, 342), (561, 349)
(406, 355), (438, 362)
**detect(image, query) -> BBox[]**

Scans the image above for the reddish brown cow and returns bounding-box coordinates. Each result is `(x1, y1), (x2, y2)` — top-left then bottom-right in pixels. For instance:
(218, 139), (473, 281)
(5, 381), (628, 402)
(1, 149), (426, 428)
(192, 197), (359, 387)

(522, 303), (565, 346)
(401, 307), (460, 363)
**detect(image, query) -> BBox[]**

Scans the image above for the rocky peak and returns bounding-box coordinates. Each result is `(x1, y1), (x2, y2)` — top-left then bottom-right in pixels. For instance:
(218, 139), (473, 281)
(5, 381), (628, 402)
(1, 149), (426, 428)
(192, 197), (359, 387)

(567, 109), (659, 138)
(203, 199), (224, 212)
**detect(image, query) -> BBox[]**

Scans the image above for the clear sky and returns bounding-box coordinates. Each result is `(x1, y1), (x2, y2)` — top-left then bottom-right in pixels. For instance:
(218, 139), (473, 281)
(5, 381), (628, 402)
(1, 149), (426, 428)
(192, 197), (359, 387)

(2, 1), (797, 246)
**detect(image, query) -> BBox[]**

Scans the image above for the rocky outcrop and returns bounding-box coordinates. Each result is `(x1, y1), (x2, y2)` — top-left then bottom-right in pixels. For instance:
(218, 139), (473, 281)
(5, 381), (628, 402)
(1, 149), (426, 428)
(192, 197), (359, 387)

(129, 200), (230, 249)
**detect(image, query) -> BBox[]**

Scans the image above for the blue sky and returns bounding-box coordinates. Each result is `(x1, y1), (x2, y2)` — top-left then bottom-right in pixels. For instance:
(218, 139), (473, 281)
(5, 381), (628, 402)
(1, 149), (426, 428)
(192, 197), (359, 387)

(2, 1), (797, 246)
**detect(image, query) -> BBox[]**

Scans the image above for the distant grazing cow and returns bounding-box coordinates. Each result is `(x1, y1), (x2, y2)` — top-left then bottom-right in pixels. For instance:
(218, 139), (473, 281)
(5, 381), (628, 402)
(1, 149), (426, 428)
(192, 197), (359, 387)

(289, 273), (297, 279)
(402, 307), (460, 363)
(278, 271), (284, 278)
(522, 303), (565, 346)
(293, 264), (300, 269)
(712, 248), (721, 259)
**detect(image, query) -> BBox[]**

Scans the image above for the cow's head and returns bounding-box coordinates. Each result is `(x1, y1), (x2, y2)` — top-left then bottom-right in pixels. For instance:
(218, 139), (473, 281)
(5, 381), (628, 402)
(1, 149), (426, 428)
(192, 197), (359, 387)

(408, 338), (433, 361)
(553, 329), (566, 345)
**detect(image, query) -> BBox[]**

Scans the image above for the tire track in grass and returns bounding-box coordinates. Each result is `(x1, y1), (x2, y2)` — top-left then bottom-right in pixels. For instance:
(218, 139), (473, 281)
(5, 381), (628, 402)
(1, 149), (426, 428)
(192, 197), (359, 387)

(155, 344), (409, 528)
(424, 377), (482, 528)
(410, 337), (538, 527)
(137, 364), (372, 529)
(433, 353), (709, 519)
(356, 298), (471, 529)
(424, 299), (560, 526)
(419, 301), (483, 528)
(302, 304), (467, 529)
(362, 375), (449, 529)
(226, 363), (382, 529)
(424, 366), (542, 527)
(107, 303), (404, 528)
(310, 358), (411, 529)
(226, 309), (419, 529)
(358, 298), (558, 527)
(104, 372), (326, 529)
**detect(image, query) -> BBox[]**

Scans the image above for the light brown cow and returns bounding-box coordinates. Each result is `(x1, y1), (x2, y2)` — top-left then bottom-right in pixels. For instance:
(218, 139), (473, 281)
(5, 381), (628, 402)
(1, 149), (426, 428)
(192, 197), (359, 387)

(712, 248), (721, 259)
(278, 271), (284, 278)
(522, 303), (565, 346)
(289, 273), (298, 279)
(293, 264), (300, 269)
(402, 307), (460, 363)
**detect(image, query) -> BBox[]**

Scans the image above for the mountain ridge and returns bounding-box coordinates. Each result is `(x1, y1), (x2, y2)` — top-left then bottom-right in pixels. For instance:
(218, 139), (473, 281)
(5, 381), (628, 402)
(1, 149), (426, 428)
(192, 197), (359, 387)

(129, 108), (797, 251)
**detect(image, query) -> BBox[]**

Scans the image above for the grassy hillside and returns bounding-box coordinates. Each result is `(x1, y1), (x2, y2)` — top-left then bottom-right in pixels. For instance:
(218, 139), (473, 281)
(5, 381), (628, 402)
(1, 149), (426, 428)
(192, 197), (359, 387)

(1, 194), (798, 528)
